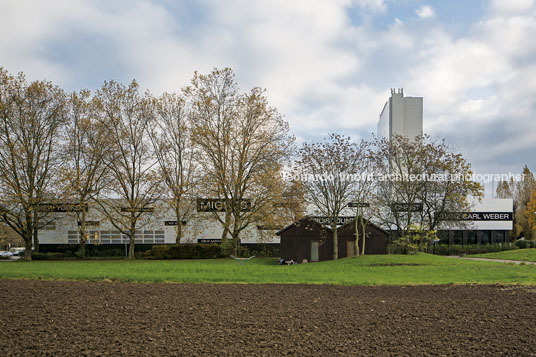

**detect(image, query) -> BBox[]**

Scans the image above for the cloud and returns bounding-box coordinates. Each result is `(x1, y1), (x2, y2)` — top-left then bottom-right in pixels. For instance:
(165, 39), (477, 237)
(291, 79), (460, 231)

(353, 0), (387, 14)
(415, 5), (435, 19)
(0, 0), (535, 177)
(401, 6), (536, 174)
(490, 0), (536, 15)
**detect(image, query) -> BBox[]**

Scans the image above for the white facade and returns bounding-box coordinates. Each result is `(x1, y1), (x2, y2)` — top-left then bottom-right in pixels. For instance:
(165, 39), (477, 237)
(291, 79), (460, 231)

(377, 88), (423, 140)
(37, 201), (280, 246)
(442, 198), (513, 231)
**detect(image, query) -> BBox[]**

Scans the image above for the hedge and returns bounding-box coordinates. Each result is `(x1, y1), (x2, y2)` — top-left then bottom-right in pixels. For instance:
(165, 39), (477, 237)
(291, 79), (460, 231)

(514, 240), (536, 249)
(143, 244), (224, 259)
(432, 243), (518, 256)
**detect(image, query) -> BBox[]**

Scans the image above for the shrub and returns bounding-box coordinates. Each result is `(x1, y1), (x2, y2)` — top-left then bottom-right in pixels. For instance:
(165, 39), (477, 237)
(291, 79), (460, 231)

(515, 240), (536, 249)
(144, 244), (224, 259)
(390, 235), (419, 255)
(432, 243), (518, 256)
(86, 248), (125, 257)
(243, 244), (280, 257)
(31, 252), (73, 260)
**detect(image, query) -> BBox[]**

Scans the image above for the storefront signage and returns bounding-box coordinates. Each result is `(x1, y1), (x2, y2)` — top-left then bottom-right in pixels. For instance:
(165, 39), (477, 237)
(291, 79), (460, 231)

(77, 221), (100, 227)
(164, 220), (187, 226)
(197, 238), (221, 244)
(348, 202), (370, 208)
(37, 203), (88, 212)
(436, 212), (513, 221)
(310, 216), (354, 226)
(120, 207), (154, 213)
(391, 203), (423, 212)
(196, 198), (251, 212)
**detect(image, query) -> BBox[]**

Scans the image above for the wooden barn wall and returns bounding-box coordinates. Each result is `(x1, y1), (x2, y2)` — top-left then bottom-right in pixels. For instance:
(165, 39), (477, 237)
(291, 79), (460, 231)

(337, 223), (387, 256)
(280, 219), (387, 262)
(279, 220), (333, 263)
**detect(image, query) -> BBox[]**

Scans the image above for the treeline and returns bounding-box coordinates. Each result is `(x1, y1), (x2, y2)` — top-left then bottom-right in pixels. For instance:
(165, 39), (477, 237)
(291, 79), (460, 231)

(1, 66), (508, 261)
(0, 67), (293, 259)
(495, 166), (536, 240)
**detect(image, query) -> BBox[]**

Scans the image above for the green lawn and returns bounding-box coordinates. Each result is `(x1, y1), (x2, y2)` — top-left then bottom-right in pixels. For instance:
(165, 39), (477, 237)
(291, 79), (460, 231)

(467, 248), (536, 262)
(1, 253), (535, 285)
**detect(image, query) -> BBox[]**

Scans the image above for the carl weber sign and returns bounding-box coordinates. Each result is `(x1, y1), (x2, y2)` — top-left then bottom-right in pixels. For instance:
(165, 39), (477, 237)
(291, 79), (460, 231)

(437, 212), (513, 221)
(196, 198), (252, 212)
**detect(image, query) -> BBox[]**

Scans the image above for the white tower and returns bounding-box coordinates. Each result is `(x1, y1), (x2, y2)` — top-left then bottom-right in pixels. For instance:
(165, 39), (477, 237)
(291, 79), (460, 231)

(377, 88), (423, 140)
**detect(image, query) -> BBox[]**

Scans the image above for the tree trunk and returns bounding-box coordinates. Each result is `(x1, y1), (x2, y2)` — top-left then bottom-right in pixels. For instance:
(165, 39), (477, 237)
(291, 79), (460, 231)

(79, 240), (86, 257)
(79, 210), (87, 257)
(33, 210), (39, 253)
(220, 212), (231, 255)
(128, 217), (136, 260)
(234, 236), (240, 257)
(175, 206), (182, 244)
(332, 223), (338, 260)
(354, 215), (360, 256)
(231, 228), (241, 256)
(23, 231), (33, 260)
(33, 227), (39, 253)
(24, 212), (34, 260)
(361, 218), (367, 256)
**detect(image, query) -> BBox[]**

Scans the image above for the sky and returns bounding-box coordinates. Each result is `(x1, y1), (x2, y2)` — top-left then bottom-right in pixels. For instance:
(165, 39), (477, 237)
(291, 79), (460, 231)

(0, 0), (535, 191)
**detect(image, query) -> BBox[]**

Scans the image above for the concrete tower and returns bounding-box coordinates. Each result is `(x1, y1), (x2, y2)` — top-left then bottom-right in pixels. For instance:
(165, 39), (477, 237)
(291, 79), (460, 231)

(377, 88), (423, 140)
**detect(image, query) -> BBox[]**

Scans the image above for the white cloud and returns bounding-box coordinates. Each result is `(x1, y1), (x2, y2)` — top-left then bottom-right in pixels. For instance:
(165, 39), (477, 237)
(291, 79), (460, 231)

(353, 0), (387, 14)
(1, 0), (536, 175)
(400, 7), (536, 174)
(415, 5), (435, 19)
(490, 0), (536, 15)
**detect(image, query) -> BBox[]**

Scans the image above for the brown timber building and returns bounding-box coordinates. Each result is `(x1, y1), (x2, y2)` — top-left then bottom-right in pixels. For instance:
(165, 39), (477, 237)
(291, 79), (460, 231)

(277, 217), (387, 263)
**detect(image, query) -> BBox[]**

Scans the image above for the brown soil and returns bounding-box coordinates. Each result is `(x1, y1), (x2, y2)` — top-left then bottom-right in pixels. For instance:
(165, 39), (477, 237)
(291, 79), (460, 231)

(1, 280), (535, 356)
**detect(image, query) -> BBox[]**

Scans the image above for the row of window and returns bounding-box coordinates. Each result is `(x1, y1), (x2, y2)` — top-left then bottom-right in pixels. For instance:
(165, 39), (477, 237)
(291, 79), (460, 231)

(67, 230), (165, 244)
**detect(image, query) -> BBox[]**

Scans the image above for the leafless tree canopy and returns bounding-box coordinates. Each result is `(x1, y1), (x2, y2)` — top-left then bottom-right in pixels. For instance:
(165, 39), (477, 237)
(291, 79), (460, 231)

(370, 134), (483, 242)
(148, 92), (198, 244)
(295, 134), (372, 259)
(94, 80), (162, 259)
(189, 68), (294, 254)
(0, 68), (66, 259)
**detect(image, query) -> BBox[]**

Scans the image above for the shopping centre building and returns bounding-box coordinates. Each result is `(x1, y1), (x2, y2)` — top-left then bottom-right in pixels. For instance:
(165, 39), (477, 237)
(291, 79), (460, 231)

(377, 89), (513, 244)
(37, 89), (514, 249)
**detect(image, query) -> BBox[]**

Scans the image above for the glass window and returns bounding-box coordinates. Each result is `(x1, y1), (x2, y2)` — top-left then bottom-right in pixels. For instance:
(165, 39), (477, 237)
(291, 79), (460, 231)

(438, 230), (449, 244)
(453, 231), (463, 245)
(38, 221), (56, 231)
(480, 231), (491, 244)
(467, 231), (477, 244)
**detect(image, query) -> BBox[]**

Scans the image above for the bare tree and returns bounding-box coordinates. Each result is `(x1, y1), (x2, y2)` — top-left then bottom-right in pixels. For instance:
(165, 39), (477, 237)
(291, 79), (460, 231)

(148, 92), (198, 244)
(295, 134), (369, 259)
(370, 134), (482, 248)
(60, 90), (110, 256)
(190, 68), (292, 255)
(94, 80), (161, 259)
(349, 141), (375, 256)
(0, 68), (66, 259)
(514, 165), (536, 239)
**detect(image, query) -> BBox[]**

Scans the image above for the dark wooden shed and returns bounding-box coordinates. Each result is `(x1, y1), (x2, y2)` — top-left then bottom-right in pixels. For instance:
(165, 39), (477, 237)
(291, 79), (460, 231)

(277, 218), (333, 263)
(277, 217), (387, 262)
(337, 219), (388, 256)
